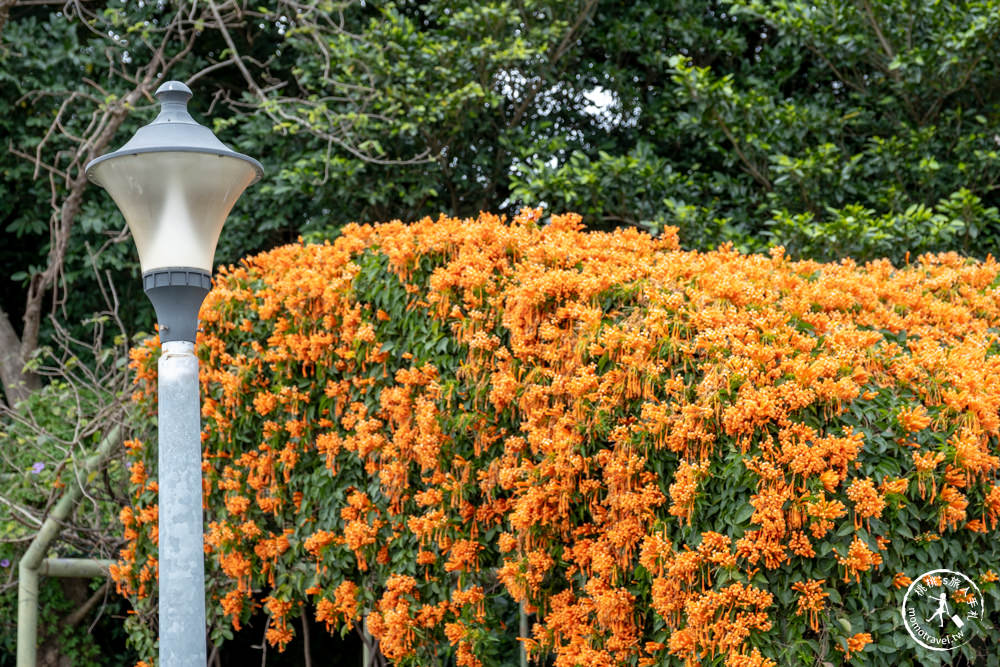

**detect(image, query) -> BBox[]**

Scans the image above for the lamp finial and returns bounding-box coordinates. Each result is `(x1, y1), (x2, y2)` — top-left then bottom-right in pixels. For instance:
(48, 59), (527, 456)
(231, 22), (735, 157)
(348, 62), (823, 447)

(153, 81), (194, 124)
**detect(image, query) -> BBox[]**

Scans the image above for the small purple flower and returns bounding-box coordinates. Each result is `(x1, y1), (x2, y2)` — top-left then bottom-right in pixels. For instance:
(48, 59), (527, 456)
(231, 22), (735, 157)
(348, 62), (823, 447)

(0, 559), (10, 568)
(31, 462), (45, 474)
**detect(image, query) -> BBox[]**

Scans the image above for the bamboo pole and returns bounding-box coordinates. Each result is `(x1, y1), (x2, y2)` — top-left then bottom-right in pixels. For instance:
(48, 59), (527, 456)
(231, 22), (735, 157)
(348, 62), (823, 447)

(39, 558), (114, 579)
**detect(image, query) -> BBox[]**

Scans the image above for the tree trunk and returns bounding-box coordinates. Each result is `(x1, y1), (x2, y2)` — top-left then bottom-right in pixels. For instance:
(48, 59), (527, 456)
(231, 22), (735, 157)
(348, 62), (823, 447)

(0, 304), (38, 407)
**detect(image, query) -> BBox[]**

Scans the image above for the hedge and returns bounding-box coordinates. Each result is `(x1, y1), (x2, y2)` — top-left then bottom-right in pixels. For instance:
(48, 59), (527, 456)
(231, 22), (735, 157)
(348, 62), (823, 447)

(116, 210), (1000, 666)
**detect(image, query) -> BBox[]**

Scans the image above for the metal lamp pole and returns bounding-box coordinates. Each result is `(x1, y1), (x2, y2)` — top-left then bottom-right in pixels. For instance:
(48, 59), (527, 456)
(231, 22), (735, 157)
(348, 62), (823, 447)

(86, 82), (262, 666)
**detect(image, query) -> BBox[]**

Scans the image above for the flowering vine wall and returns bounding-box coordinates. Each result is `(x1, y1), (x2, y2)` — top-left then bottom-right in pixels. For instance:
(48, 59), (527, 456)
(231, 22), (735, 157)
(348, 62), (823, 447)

(116, 211), (1000, 666)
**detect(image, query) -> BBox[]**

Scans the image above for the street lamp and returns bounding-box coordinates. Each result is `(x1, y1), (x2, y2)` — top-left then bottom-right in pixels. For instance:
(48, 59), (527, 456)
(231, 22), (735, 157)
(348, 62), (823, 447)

(86, 81), (262, 667)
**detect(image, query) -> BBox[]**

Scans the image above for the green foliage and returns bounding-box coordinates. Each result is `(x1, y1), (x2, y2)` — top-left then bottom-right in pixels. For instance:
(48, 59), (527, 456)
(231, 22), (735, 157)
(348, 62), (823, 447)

(516, 0), (1000, 262)
(237, 0), (603, 226)
(764, 190), (1000, 263)
(0, 381), (135, 666)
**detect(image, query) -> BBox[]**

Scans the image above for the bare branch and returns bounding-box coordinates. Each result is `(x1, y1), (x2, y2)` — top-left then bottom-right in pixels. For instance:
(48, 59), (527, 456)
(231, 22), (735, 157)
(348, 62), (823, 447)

(7, 144), (70, 182)
(62, 580), (112, 629)
(208, 0), (433, 166)
(0, 492), (43, 528)
(860, 0), (896, 63)
(709, 109), (773, 192)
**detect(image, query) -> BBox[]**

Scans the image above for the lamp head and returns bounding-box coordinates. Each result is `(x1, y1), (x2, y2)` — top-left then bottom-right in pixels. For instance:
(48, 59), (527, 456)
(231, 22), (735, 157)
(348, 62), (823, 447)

(85, 81), (263, 274)
(86, 82), (262, 341)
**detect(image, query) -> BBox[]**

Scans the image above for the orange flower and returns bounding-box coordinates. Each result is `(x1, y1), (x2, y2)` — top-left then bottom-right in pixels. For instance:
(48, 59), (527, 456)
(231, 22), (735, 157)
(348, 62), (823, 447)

(791, 579), (828, 631)
(303, 530), (336, 558)
(265, 623), (294, 650)
(836, 537), (882, 583)
(913, 450), (946, 500)
(951, 426), (1000, 478)
(838, 632), (872, 660)
(129, 461), (147, 488)
(669, 460), (708, 525)
(984, 485), (1000, 529)
(225, 495), (250, 515)
(951, 587), (976, 604)
(938, 485), (968, 532)
(845, 477), (885, 529)
(333, 580), (360, 623)
(444, 539), (482, 572)
(898, 405), (931, 432)
(787, 531), (815, 558)
(818, 469), (840, 493)
(879, 476), (908, 496)
(253, 391), (278, 416)
(220, 589), (244, 630)
(724, 648), (776, 667)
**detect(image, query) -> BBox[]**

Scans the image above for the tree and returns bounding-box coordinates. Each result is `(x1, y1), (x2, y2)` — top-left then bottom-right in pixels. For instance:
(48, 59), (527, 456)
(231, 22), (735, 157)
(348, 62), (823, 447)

(515, 0), (1000, 258)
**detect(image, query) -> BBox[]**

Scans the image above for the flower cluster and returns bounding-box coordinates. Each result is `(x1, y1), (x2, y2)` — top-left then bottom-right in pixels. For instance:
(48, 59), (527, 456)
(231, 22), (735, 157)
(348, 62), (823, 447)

(115, 212), (1000, 665)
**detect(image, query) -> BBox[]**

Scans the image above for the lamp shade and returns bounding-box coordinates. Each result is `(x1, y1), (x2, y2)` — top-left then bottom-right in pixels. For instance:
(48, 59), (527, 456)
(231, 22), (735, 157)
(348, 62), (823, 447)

(85, 81), (263, 274)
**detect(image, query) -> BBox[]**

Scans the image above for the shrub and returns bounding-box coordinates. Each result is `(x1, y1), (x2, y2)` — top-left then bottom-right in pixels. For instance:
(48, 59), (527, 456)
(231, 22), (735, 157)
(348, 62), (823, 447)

(118, 211), (1000, 666)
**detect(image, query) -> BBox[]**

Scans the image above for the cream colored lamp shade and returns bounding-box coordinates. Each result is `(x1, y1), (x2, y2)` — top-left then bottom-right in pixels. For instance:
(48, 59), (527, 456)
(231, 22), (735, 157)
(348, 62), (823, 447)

(85, 81), (263, 274)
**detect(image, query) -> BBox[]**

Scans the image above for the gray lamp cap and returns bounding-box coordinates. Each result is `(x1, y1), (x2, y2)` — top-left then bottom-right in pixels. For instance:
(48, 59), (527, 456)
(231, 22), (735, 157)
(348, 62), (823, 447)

(85, 81), (263, 186)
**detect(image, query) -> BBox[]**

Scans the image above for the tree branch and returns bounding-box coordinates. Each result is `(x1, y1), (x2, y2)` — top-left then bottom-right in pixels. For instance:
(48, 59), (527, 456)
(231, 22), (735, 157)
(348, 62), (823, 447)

(62, 579), (111, 629)
(709, 109), (773, 191)
(301, 611), (313, 667)
(208, 0), (431, 166)
(0, 0), (17, 36)
(860, 0), (896, 63)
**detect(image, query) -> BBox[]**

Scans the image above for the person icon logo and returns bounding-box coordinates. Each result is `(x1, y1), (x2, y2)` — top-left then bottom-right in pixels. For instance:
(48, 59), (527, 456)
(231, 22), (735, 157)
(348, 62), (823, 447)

(900, 569), (984, 651)
(925, 591), (949, 628)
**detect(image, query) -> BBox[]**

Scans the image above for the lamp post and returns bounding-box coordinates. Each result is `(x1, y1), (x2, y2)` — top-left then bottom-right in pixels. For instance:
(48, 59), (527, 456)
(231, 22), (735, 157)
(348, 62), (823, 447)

(86, 81), (262, 666)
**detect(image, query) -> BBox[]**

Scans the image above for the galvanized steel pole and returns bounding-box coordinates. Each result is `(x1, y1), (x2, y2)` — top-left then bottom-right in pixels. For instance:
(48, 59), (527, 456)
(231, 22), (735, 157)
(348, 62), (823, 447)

(84, 81), (262, 667)
(157, 339), (206, 667)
